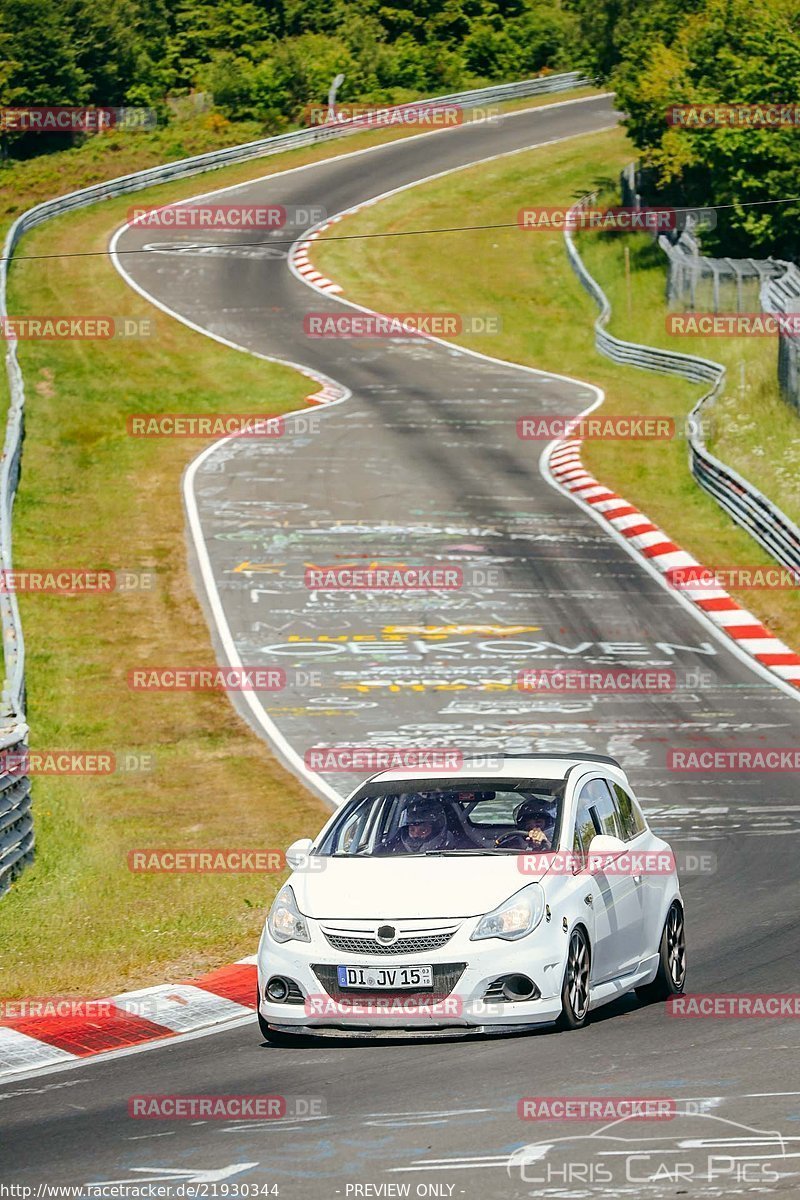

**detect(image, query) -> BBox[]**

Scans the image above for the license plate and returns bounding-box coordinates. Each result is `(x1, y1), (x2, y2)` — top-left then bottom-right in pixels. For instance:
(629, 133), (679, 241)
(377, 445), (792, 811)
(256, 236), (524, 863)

(336, 964), (433, 990)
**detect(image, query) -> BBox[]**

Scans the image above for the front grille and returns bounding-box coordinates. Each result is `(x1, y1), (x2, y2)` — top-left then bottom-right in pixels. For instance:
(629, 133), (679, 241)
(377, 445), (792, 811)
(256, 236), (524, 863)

(323, 931), (455, 956)
(482, 975), (540, 1004)
(312, 962), (466, 1000)
(281, 980), (305, 1005)
(483, 978), (507, 1002)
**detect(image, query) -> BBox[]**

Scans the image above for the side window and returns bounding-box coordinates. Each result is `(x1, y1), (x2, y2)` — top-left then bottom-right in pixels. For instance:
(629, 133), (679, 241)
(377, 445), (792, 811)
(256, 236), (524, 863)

(572, 791), (600, 865)
(612, 783), (647, 840)
(322, 797), (374, 854)
(578, 776), (624, 840)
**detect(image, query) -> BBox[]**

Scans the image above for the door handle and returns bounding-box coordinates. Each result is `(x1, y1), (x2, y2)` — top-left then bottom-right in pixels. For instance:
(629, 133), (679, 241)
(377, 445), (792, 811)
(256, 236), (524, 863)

(584, 893), (593, 906)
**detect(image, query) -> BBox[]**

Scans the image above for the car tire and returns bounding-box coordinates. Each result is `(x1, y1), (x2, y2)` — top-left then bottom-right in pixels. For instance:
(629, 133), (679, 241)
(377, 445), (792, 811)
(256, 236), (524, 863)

(256, 989), (300, 1046)
(556, 926), (591, 1030)
(636, 901), (686, 1004)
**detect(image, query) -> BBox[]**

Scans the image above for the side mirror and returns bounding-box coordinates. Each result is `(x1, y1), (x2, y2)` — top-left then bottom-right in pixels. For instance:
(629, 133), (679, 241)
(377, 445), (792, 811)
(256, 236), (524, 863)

(285, 837), (314, 870)
(587, 833), (626, 873)
(588, 833), (626, 855)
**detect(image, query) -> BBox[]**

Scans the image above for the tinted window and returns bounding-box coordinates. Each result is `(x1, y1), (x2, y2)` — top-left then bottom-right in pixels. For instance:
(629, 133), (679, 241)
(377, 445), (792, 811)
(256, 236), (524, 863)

(467, 787), (558, 825)
(572, 794), (599, 866)
(612, 783), (647, 839)
(578, 776), (624, 840)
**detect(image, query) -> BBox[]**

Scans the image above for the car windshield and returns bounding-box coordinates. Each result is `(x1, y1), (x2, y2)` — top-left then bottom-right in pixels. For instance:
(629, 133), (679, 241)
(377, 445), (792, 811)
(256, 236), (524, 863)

(316, 777), (565, 857)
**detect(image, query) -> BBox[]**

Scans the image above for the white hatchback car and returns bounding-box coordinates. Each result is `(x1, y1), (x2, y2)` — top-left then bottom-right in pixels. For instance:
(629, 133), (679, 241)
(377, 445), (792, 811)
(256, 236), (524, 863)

(257, 753), (686, 1041)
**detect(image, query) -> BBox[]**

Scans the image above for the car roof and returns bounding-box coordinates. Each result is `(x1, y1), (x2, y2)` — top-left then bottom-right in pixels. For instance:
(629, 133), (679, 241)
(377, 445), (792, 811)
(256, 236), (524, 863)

(368, 753), (624, 786)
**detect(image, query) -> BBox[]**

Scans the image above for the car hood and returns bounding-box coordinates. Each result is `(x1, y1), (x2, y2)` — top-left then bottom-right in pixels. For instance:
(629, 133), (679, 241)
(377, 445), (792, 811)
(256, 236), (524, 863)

(291, 855), (549, 920)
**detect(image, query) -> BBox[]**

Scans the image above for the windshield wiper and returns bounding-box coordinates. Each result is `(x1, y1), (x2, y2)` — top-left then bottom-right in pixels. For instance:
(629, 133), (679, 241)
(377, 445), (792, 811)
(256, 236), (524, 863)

(423, 848), (511, 856)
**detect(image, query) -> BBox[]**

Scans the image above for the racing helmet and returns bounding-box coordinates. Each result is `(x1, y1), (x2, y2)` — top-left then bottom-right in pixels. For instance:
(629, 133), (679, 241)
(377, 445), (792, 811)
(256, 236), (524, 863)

(398, 795), (449, 851)
(513, 797), (555, 830)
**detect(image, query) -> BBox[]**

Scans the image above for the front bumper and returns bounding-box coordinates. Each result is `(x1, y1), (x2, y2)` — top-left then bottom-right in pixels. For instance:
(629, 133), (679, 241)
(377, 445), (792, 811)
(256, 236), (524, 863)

(257, 915), (569, 1031)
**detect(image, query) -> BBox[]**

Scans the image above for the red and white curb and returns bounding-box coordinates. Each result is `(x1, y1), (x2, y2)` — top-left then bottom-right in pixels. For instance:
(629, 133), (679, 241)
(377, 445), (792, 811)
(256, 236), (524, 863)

(289, 209), (376, 298)
(304, 378), (344, 404)
(547, 440), (800, 689)
(297, 355), (347, 405)
(0, 956), (258, 1079)
(292, 220), (343, 296)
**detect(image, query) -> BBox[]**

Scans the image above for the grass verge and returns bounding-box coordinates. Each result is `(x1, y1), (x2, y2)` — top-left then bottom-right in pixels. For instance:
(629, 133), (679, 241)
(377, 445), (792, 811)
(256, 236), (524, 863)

(313, 125), (800, 649)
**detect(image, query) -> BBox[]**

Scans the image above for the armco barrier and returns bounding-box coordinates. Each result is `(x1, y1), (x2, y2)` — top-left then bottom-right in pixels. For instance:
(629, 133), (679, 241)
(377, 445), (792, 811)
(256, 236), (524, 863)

(0, 72), (586, 890)
(0, 724), (31, 895)
(563, 196), (800, 578)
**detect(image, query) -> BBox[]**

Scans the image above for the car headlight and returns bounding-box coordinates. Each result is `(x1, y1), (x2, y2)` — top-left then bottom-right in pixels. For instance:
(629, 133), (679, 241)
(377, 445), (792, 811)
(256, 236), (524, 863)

(470, 883), (546, 942)
(267, 885), (311, 944)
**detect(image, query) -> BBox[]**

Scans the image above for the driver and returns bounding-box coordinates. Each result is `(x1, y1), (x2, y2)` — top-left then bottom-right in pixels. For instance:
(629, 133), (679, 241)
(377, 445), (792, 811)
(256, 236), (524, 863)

(495, 798), (555, 850)
(394, 796), (453, 853)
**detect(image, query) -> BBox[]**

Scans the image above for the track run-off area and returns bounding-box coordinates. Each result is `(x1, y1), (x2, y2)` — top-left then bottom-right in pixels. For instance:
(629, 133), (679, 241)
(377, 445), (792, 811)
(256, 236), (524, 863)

(3, 94), (800, 1197)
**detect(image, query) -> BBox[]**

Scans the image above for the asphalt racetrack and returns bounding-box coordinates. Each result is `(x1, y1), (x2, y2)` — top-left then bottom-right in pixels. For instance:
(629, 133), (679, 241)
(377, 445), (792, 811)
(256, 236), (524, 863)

(3, 94), (799, 1197)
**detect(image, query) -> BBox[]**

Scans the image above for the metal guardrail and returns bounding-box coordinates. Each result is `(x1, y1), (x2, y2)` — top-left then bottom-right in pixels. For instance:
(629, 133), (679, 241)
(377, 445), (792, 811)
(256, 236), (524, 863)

(0, 71), (587, 889)
(0, 723), (31, 895)
(563, 195), (800, 578)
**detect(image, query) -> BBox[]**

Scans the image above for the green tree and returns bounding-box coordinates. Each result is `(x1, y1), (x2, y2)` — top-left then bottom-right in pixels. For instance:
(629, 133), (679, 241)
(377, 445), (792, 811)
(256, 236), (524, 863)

(616, 0), (800, 257)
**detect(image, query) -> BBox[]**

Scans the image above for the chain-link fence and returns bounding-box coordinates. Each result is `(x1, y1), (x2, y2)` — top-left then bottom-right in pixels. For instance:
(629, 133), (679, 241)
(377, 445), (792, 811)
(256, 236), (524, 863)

(659, 231), (786, 314)
(761, 264), (800, 413)
(622, 162), (800, 411)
